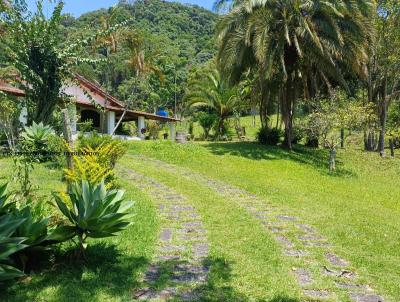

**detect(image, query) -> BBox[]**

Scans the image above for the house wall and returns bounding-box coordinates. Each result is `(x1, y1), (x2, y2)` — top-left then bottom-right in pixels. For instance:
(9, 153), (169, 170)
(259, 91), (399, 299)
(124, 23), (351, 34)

(64, 84), (108, 108)
(64, 83), (109, 134)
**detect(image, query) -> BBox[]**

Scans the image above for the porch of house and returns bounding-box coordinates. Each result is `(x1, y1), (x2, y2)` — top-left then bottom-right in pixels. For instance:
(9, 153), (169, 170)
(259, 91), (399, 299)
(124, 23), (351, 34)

(73, 104), (178, 141)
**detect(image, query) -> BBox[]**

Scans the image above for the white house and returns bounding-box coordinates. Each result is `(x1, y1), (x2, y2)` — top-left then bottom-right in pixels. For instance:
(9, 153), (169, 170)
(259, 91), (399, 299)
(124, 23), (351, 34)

(0, 74), (179, 140)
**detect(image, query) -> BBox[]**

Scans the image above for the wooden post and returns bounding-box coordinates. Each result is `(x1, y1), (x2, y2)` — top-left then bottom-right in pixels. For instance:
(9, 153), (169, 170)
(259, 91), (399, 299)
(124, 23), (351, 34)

(62, 109), (74, 170)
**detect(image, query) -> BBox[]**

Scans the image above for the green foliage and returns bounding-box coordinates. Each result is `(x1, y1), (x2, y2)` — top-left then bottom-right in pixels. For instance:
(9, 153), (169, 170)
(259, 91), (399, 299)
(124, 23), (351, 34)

(12, 206), (49, 247)
(21, 122), (54, 143)
(12, 156), (36, 198)
(1, 1), (69, 124)
(65, 0), (217, 113)
(0, 182), (73, 280)
(257, 127), (282, 146)
(185, 67), (241, 138)
(216, 0), (374, 148)
(197, 112), (217, 139)
(0, 1), (131, 124)
(46, 134), (67, 166)
(20, 122), (55, 161)
(77, 134), (127, 168)
(0, 214), (26, 281)
(0, 95), (20, 150)
(20, 122), (65, 164)
(0, 183), (13, 215)
(301, 91), (372, 171)
(146, 120), (162, 140)
(303, 92), (371, 149)
(66, 137), (127, 189)
(291, 126), (304, 145)
(53, 180), (134, 255)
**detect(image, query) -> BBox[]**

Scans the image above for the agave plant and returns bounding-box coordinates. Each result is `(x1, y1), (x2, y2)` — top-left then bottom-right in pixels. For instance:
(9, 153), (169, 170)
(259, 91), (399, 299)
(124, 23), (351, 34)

(21, 122), (54, 144)
(19, 122), (55, 163)
(0, 214), (27, 281)
(54, 180), (134, 256)
(0, 183), (13, 215)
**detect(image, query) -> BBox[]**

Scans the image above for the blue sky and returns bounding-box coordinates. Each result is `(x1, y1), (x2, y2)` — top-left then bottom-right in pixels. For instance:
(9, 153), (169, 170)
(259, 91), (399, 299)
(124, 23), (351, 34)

(27, 0), (215, 17)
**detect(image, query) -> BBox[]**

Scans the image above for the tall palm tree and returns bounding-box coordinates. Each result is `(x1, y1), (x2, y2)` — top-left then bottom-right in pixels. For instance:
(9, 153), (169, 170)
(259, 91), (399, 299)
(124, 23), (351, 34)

(217, 0), (374, 149)
(185, 68), (240, 137)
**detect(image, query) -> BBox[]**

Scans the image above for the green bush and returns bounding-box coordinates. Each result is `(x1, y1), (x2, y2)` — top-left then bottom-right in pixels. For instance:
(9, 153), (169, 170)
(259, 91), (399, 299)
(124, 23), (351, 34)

(0, 183), (13, 215)
(46, 134), (67, 165)
(257, 127), (282, 145)
(78, 133), (127, 168)
(21, 122), (54, 145)
(20, 122), (56, 162)
(0, 214), (27, 281)
(197, 112), (217, 139)
(0, 183), (73, 278)
(291, 127), (304, 144)
(53, 180), (134, 256)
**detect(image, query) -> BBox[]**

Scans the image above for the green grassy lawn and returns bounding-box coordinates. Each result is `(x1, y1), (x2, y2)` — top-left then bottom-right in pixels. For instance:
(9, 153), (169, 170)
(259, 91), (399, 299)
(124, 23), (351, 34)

(0, 159), (159, 302)
(126, 141), (400, 301)
(1, 139), (399, 301)
(122, 158), (299, 301)
(174, 115), (280, 141)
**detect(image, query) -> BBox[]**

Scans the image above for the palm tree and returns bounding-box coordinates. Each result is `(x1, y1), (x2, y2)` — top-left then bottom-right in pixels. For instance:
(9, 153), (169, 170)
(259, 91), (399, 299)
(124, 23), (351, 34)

(185, 68), (240, 137)
(216, 0), (374, 149)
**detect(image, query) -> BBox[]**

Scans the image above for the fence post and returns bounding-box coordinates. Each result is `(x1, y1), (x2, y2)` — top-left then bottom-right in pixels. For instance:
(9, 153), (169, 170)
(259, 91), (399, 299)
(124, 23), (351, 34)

(62, 109), (74, 193)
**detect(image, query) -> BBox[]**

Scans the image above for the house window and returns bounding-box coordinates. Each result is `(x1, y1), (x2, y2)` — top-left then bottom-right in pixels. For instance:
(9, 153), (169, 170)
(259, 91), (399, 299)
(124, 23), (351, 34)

(81, 109), (100, 128)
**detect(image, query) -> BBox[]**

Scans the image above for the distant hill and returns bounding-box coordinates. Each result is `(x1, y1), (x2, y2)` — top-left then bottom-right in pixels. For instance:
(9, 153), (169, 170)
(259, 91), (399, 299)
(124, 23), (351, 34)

(61, 0), (218, 111)
(75, 0), (218, 65)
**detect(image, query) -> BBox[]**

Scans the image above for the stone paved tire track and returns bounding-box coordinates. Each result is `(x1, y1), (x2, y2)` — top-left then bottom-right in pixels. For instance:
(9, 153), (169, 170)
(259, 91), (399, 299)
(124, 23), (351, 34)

(120, 167), (210, 301)
(130, 155), (385, 302)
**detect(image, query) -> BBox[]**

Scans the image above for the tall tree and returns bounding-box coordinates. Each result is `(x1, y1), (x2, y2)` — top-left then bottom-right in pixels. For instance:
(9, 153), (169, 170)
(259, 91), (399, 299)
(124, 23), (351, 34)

(0, 0), (129, 124)
(366, 0), (400, 156)
(216, 0), (374, 149)
(184, 67), (240, 137)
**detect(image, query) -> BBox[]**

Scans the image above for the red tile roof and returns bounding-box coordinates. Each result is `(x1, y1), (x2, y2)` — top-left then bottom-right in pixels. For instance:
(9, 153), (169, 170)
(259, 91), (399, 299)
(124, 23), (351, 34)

(0, 84), (25, 97)
(0, 75), (179, 122)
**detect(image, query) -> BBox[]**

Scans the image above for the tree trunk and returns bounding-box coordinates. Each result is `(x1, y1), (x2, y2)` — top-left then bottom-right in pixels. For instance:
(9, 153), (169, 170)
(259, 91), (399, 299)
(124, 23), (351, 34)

(329, 147), (337, 172)
(258, 68), (270, 128)
(340, 128), (345, 148)
(283, 77), (295, 150)
(378, 99), (387, 157)
(62, 109), (74, 193)
(276, 100), (280, 129)
(378, 78), (388, 157)
(389, 138), (395, 158)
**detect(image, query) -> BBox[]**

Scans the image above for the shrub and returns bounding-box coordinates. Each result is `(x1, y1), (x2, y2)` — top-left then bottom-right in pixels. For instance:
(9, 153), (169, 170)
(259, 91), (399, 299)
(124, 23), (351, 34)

(0, 183), (13, 215)
(53, 180), (134, 256)
(46, 134), (67, 165)
(146, 121), (162, 139)
(64, 145), (114, 189)
(0, 183), (72, 274)
(21, 122), (54, 145)
(78, 134), (127, 168)
(257, 127), (282, 145)
(197, 112), (217, 139)
(0, 214), (27, 281)
(20, 122), (56, 162)
(291, 126), (304, 144)
(78, 132), (111, 149)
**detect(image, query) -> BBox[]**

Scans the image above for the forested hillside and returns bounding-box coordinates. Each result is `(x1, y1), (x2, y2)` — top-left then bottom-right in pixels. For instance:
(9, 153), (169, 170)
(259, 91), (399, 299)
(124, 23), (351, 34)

(62, 0), (218, 113)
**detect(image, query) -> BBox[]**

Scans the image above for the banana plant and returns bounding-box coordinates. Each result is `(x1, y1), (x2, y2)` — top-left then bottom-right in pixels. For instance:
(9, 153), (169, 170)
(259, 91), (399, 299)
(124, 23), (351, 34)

(53, 180), (134, 257)
(0, 214), (27, 281)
